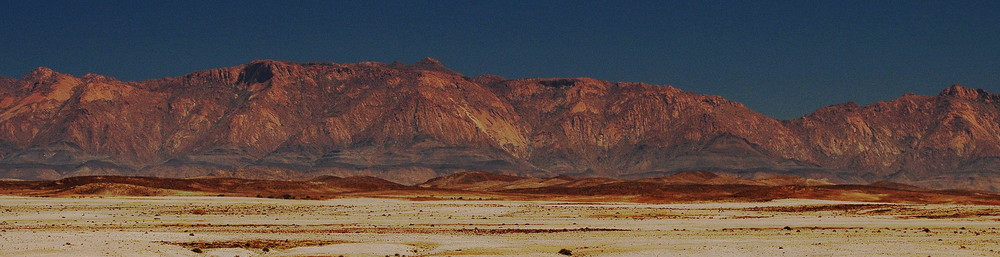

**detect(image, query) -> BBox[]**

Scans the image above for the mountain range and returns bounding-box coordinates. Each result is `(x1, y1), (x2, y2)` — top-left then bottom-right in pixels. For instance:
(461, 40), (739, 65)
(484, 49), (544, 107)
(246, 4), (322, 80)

(0, 58), (997, 190)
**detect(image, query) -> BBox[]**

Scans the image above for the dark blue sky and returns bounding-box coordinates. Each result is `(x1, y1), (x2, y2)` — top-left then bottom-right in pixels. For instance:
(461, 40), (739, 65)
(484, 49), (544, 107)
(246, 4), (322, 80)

(2, 0), (999, 119)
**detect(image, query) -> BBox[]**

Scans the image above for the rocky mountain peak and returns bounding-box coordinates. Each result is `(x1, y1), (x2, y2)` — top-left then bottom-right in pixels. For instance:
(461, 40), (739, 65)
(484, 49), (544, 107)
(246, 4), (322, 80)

(939, 84), (994, 101)
(415, 57), (443, 66)
(82, 73), (116, 82)
(24, 66), (57, 80)
(236, 60), (300, 84)
(411, 57), (460, 75)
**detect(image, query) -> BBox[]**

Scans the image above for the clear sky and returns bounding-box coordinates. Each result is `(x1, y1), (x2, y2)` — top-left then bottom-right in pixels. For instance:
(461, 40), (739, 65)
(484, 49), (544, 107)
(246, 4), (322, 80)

(2, 0), (998, 119)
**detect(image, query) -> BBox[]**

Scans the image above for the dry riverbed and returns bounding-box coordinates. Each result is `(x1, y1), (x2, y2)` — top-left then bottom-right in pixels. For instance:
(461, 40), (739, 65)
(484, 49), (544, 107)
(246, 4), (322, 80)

(0, 196), (998, 256)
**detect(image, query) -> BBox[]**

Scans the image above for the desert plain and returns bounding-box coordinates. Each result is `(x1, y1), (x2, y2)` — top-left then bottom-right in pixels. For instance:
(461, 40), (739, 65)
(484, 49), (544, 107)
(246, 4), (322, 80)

(1, 195), (998, 257)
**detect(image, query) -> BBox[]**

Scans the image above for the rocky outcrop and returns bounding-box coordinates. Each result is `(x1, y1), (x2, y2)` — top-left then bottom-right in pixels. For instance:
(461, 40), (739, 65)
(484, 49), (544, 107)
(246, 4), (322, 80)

(784, 85), (1000, 190)
(0, 59), (997, 190)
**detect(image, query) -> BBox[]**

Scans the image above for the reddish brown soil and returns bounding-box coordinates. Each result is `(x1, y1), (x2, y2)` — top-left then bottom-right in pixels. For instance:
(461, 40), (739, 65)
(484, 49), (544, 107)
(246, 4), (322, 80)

(2, 173), (999, 205)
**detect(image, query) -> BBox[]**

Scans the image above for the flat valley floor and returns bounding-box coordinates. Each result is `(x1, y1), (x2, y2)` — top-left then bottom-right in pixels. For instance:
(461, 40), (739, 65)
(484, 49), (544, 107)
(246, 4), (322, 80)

(1, 196), (998, 256)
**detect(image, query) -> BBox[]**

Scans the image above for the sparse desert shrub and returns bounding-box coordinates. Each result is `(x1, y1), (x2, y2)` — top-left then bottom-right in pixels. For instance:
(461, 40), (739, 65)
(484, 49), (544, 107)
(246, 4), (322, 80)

(191, 248), (202, 253)
(558, 248), (573, 255)
(189, 209), (207, 215)
(540, 79), (576, 88)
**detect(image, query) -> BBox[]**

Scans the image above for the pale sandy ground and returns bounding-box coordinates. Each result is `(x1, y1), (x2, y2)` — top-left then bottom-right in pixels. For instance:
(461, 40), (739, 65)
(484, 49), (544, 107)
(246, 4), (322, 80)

(0, 196), (998, 256)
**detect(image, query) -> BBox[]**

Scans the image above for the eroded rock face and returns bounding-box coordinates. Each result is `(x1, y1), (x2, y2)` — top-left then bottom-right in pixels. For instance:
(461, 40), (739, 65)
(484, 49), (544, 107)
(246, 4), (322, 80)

(485, 78), (813, 178)
(0, 60), (997, 190)
(784, 85), (1000, 189)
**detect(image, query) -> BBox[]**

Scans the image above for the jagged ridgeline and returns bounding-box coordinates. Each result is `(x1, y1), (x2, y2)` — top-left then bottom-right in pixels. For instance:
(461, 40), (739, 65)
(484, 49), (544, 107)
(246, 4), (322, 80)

(0, 58), (998, 190)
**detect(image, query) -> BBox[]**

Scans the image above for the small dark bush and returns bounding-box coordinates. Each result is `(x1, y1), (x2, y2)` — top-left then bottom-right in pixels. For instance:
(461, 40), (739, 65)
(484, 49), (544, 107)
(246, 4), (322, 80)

(540, 79), (576, 88)
(558, 248), (573, 255)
